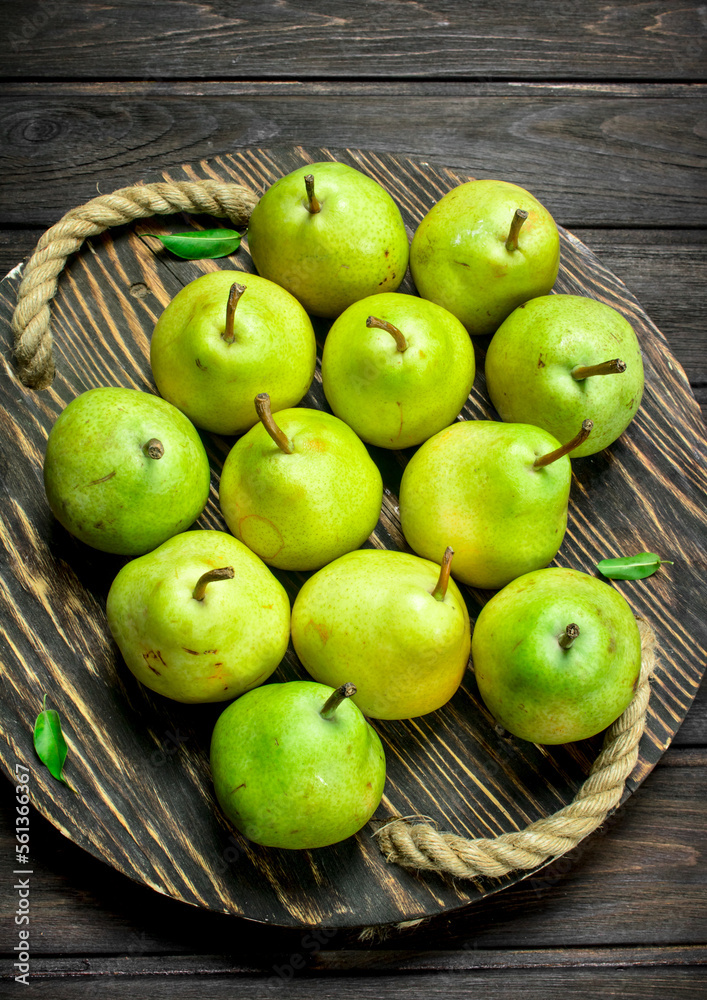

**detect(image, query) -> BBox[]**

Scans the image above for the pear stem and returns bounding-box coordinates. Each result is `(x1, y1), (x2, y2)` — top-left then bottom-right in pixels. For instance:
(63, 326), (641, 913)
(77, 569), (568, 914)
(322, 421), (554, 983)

(223, 282), (246, 344)
(192, 566), (235, 602)
(143, 438), (164, 460)
(505, 209), (529, 252)
(304, 174), (321, 214)
(572, 358), (627, 380)
(254, 393), (293, 454)
(366, 315), (408, 352)
(432, 547), (454, 601)
(321, 682), (357, 720)
(558, 623), (580, 649)
(533, 419), (593, 468)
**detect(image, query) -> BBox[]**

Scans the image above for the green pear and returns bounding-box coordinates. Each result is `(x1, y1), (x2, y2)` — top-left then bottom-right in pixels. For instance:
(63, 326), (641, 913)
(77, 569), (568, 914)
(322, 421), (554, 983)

(210, 680), (386, 849)
(106, 530), (290, 703)
(399, 418), (593, 590)
(43, 387), (210, 555)
(150, 270), (316, 436)
(246, 161), (409, 318)
(219, 394), (383, 571)
(485, 294), (645, 456)
(321, 292), (476, 450)
(410, 179), (560, 335)
(471, 567), (642, 744)
(291, 547), (470, 720)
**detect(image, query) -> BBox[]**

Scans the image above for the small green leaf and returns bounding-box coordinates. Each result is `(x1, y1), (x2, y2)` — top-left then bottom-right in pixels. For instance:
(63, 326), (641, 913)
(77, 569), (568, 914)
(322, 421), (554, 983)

(596, 552), (674, 581)
(33, 694), (69, 784)
(155, 228), (243, 260)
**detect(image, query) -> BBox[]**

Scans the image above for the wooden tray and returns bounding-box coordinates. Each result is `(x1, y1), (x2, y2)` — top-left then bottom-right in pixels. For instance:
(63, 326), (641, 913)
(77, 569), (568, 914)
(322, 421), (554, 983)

(1, 147), (705, 929)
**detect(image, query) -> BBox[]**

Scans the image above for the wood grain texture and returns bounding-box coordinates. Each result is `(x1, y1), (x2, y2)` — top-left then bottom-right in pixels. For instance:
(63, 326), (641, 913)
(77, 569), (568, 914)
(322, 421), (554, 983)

(1, 83), (705, 227)
(2, 967), (706, 998)
(673, 688), (707, 744)
(0, 148), (705, 929)
(7, 946), (707, 976)
(2, 1), (705, 80)
(1, 749), (704, 958)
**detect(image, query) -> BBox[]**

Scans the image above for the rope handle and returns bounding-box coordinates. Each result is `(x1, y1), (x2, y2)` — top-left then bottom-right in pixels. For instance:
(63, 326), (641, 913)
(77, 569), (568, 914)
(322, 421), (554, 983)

(10, 179), (259, 390)
(374, 618), (656, 880)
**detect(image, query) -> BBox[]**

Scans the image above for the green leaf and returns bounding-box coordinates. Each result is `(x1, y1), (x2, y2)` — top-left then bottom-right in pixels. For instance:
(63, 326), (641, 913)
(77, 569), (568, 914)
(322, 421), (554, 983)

(596, 552), (674, 581)
(155, 228), (244, 260)
(33, 695), (69, 784)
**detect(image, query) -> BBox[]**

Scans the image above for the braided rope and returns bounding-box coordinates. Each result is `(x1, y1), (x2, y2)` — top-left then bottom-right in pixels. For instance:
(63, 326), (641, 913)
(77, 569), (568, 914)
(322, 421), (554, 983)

(10, 180), (259, 389)
(374, 618), (656, 880)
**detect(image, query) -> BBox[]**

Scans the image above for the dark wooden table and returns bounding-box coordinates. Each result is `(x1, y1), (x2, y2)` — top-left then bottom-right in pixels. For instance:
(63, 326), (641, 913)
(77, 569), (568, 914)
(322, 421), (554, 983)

(1, 3), (705, 997)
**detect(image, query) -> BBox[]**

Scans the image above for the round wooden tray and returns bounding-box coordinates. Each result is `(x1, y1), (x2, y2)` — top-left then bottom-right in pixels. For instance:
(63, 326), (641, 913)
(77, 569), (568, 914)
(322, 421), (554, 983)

(1, 148), (705, 929)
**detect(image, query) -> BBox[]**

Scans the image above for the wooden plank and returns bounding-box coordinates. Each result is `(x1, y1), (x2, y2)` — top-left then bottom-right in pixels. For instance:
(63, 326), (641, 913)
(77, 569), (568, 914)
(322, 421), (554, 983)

(0, 749), (703, 955)
(1, 86), (705, 227)
(1, 969), (705, 998)
(3, 945), (705, 978)
(2, 2), (706, 81)
(283, 944), (707, 972)
(0, 230), (41, 278)
(658, 748), (707, 766)
(673, 690), (707, 744)
(3, 81), (703, 98)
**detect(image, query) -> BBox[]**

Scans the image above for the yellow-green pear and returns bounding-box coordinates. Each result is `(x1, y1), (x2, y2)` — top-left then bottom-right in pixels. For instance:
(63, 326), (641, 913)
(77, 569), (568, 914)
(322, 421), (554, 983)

(106, 530), (290, 703)
(321, 292), (475, 449)
(43, 387), (210, 555)
(291, 548), (470, 719)
(410, 179), (560, 335)
(399, 418), (593, 590)
(150, 270), (316, 435)
(247, 161), (409, 318)
(485, 294), (644, 456)
(472, 567), (642, 743)
(219, 394), (383, 571)
(210, 681), (386, 849)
